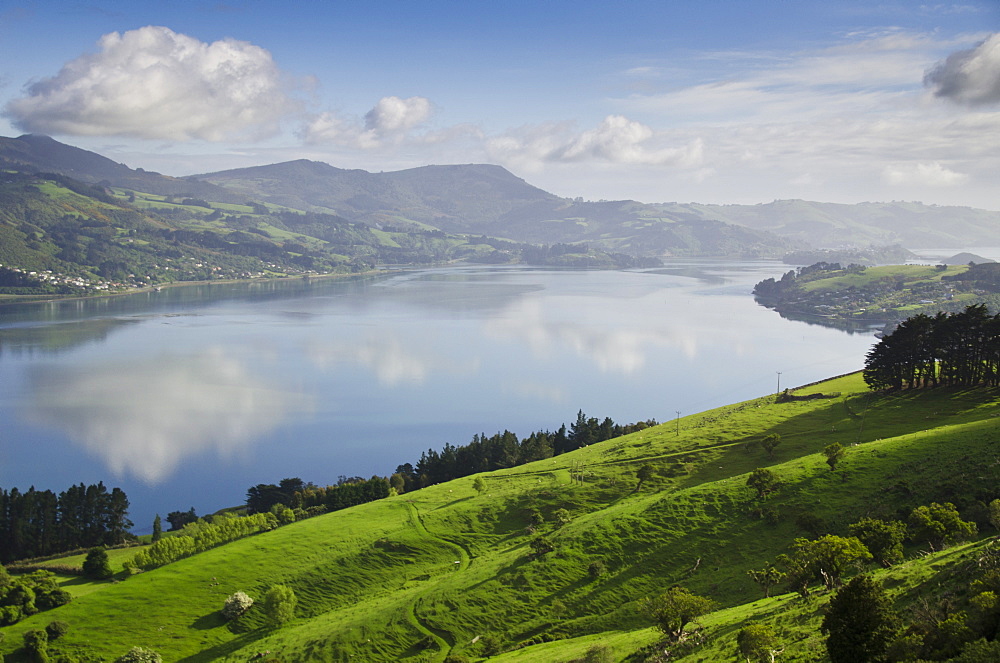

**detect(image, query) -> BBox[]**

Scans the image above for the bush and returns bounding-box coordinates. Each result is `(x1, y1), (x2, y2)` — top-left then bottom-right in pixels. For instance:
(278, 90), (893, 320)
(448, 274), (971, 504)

(222, 591), (254, 620)
(114, 647), (162, 663)
(262, 584), (297, 626)
(580, 643), (615, 663)
(588, 559), (607, 579)
(45, 620), (69, 640)
(23, 628), (48, 661)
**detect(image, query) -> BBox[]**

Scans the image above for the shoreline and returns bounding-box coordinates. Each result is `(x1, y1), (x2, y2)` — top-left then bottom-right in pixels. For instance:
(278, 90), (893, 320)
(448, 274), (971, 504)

(0, 268), (391, 309)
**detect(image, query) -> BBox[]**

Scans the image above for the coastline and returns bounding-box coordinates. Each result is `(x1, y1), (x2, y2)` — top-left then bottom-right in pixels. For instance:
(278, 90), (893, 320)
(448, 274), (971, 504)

(0, 268), (391, 309)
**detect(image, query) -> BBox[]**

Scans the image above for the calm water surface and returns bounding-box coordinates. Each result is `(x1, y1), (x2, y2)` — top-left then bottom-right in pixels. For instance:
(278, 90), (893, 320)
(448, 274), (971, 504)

(0, 262), (878, 531)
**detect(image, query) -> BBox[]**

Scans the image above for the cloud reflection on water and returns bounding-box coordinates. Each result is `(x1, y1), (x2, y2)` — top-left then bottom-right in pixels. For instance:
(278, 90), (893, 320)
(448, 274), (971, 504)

(306, 335), (478, 387)
(24, 349), (309, 484)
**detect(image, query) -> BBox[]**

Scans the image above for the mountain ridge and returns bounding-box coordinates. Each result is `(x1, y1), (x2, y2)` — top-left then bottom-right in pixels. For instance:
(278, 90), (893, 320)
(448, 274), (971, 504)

(4, 133), (1000, 255)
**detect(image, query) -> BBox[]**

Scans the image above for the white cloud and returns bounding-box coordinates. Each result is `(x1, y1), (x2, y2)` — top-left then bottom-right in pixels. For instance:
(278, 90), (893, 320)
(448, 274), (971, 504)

(300, 95), (433, 148)
(365, 95), (432, 134)
(925, 33), (1000, 106)
(3, 26), (296, 141)
(487, 115), (703, 169)
(24, 350), (308, 484)
(882, 161), (970, 186)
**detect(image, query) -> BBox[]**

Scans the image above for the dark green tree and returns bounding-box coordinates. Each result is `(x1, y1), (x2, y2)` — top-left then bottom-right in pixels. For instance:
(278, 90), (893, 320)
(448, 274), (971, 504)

(82, 547), (113, 579)
(822, 574), (900, 663)
(22, 628), (48, 663)
(823, 442), (845, 471)
(151, 514), (162, 543)
(760, 433), (781, 458)
(849, 518), (907, 567)
(636, 463), (655, 491)
(747, 468), (781, 499)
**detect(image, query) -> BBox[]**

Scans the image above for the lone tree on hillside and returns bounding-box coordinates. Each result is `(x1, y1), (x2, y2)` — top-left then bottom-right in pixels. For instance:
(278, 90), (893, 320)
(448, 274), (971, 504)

(761, 433), (781, 458)
(473, 476), (487, 496)
(82, 547), (113, 579)
(822, 574), (900, 663)
(823, 443), (846, 471)
(636, 463), (655, 491)
(151, 515), (162, 543)
(747, 468), (781, 499)
(737, 622), (783, 663)
(748, 565), (785, 598)
(643, 586), (717, 642)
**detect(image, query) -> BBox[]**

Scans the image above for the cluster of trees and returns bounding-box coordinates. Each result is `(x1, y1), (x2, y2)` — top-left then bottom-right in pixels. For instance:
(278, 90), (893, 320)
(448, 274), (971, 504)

(752, 261), (859, 299)
(864, 305), (1000, 390)
(293, 477), (391, 513)
(0, 565), (71, 626)
(124, 512), (278, 572)
(245, 476), (390, 515)
(0, 482), (132, 563)
(649, 502), (989, 661)
(394, 411), (658, 490)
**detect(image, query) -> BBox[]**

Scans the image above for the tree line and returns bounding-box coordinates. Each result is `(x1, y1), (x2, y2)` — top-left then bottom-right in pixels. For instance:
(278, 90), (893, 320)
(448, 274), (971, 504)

(864, 304), (1000, 390)
(0, 482), (132, 563)
(245, 476), (391, 515)
(392, 410), (658, 490)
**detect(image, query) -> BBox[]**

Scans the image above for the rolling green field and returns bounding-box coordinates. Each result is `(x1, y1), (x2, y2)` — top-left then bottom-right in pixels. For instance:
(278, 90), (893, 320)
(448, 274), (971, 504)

(3, 372), (1000, 662)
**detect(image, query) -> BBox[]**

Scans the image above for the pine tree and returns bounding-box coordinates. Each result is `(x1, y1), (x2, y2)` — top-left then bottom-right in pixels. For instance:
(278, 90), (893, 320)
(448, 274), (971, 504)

(151, 515), (162, 543)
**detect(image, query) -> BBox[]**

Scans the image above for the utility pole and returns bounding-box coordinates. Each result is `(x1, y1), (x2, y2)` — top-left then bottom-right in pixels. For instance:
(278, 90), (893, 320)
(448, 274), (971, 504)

(675, 411), (681, 436)
(776, 371), (782, 396)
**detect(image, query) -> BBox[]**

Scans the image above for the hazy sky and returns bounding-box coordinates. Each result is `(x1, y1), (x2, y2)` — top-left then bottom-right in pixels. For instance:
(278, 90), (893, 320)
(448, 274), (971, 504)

(1, 1), (998, 208)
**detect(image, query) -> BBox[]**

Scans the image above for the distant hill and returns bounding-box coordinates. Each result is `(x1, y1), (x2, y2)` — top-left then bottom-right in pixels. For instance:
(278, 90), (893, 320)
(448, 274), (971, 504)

(192, 160), (796, 256)
(5, 134), (1000, 262)
(0, 134), (243, 202)
(652, 199), (1000, 249)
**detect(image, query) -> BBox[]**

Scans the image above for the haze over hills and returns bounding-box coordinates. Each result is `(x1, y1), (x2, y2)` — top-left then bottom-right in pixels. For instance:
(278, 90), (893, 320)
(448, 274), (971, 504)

(653, 200), (1000, 250)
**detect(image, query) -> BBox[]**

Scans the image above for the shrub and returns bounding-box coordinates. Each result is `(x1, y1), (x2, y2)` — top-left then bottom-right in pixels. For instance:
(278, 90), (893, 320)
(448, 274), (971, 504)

(45, 620), (69, 640)
(23, 628), (48, 662)
(262, 584), (297, 626)
(588, 559), (607, 579)
(114, 647), (162, 663)
(580, 643), (615, 663)
(222, 591), (254, 620)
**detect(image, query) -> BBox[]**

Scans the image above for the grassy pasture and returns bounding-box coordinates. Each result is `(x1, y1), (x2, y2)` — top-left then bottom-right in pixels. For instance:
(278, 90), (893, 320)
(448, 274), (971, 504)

(3, 372), (999, 662)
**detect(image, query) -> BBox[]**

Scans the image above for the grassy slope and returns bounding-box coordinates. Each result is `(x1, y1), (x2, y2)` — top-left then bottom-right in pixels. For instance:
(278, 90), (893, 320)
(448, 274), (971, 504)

(2, 373), (1000, 662)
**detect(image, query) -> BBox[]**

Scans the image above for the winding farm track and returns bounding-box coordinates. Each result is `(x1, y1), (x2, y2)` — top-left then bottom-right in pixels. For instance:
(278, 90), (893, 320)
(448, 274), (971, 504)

(403, 502), (472, 661)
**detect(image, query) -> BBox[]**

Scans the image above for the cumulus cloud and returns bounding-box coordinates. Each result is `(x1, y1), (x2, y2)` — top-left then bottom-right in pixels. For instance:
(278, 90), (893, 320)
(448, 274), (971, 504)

(3, 25), (296, 140)
(925, 33), (1000, 106)
(487, 115), (703, 168)
(882, 161), (969, 186)
(24, 350), (308, 483)
(300, 95), (433, 148)
(365, 95), (432, 134)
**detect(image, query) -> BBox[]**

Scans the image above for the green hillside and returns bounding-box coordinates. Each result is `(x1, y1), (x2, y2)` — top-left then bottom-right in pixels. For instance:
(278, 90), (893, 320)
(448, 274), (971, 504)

(753, 262), (1000, 329)
(3, 372), (1000, 662)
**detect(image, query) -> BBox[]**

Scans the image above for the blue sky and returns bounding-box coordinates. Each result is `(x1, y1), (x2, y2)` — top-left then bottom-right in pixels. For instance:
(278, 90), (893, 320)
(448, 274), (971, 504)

(1, 1), (998, 209)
